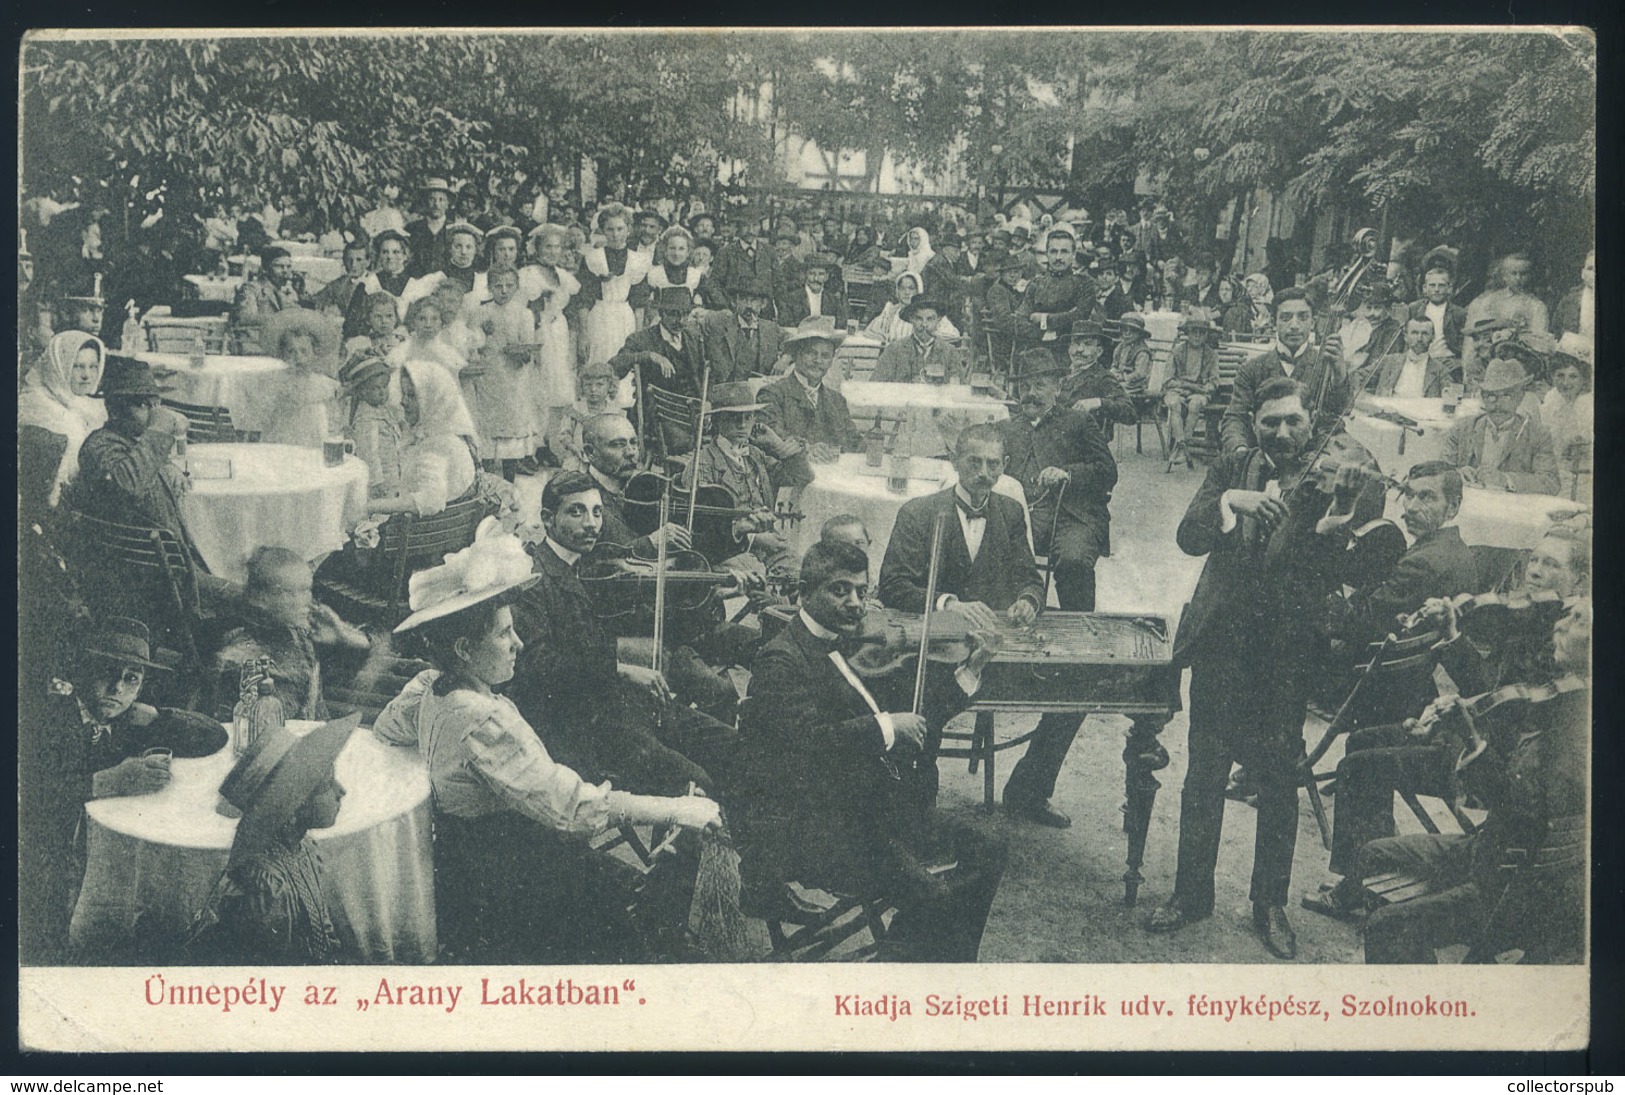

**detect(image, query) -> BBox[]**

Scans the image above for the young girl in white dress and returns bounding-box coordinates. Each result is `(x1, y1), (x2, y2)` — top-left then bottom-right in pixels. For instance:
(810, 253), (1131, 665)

(582, 203), (650, 408)
(523, 224), (582, 465)
(470, 266), (541, 481)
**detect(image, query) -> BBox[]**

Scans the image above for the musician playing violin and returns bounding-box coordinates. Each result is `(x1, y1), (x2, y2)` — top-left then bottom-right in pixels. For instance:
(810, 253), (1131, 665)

(508, 471), (738, 799)
(677, 382), (794, 579)
(1148, 377), (1385, 960)
(581, 412), (695, 558)
(1352, 599), (1590, 964)
(736, 538), (1010, 961)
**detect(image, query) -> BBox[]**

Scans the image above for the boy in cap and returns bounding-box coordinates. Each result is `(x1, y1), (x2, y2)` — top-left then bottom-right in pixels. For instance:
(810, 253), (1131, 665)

(73, 356), (197, 551)
(21, 617), (227, 960)
(1111, 313), (1155, 396)
(1441, 356), (1559, 494)
(1163, 316), (1219, 460)
(337, 353), (404, 499)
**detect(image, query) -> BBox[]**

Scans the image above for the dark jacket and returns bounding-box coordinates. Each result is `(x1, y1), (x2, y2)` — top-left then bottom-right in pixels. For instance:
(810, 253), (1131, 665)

(1172, 448), (1382, 670)
(872, 334), (968, 384)
(775, 284), (850, 330)
(1347, 525), (1481, 644)
(1220, 345), (1350, 454)
(1366, 352), (1461, 398)
(405, 218), (450, 278)
(709, 241), (777, 303)
(878, 487), (1044, 614)
(758, 373), (861, 452)
(694, 310), (787, 384)
(998, 406), (1117, 558)
(1061, 364), (1137, 431)
(509, 540), (709, 795)
(1017, 269), (1103, 343)
(1553, 286), (1587, 336)
(1407, 299), (1469, 357)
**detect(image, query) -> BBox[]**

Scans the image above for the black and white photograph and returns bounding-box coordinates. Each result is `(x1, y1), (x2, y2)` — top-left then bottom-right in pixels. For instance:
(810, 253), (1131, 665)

(15, 26), (1598, 1054)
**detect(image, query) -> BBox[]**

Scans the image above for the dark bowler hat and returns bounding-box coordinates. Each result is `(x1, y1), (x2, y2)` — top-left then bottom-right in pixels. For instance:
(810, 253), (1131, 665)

(899, 296), (948, 322)
(653, 286), (695, 312)
(995, 253), (1027, 273)
(99, 355), (163, 399)
(260, 245), (291, 265)
(1013, 347), (1067, 381)
(1069, 320), (1110, 345)
(732, 275), (772, 301)
(804, 251), (838, 268)
(80, 617), (170, 671)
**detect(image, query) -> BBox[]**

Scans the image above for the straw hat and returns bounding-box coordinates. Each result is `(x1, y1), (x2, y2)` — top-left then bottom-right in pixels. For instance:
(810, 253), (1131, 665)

(782, 316), (848, 350)
(218, 714), (360, 841)
(394, 517), (540, 633)
(421, 177), (453, 195)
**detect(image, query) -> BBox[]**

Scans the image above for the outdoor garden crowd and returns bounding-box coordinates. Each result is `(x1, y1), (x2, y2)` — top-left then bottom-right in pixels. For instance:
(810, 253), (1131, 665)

(17, 168), (1594, 969)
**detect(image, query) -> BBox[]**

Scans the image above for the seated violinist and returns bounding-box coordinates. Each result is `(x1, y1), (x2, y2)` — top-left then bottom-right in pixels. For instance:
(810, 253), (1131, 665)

(736, 539), (1010, 961)
(1302, 519), (1585, 922)
(508, 471), (738, 798)
(676, 383), (795, 580)
(1347, 600), (1590, 963)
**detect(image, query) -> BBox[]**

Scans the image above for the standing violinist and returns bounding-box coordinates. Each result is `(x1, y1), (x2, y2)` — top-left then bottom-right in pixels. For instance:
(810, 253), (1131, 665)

(1147, 377), (1385, 959)
(736, 538), (1010, 961)
(508, 471), (736, 799)
(1352, 599), (1590, 963)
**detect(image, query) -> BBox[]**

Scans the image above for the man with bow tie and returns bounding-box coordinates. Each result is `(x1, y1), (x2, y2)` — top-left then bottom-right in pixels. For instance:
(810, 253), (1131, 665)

(737, 538), (1009, 960)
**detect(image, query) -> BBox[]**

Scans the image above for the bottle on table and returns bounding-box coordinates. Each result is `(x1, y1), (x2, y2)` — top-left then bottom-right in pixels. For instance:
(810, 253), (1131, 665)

(865, 413), (887, 468)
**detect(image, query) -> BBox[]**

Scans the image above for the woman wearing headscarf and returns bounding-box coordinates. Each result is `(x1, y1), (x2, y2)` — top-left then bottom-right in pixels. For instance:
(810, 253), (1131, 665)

(902, 226), (936, 275)
(1243, 272), (1275, 334)
(373, 519), (721, 962)
(863, 270), (961, 345)
(19, 331), (108, 507)
(843, 225), (891, 275)
(1216, 275), (1254, 337)
(367, 359), (478, 518)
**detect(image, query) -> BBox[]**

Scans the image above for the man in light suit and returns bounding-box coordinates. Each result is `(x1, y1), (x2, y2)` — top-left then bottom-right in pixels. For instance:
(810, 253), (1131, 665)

(758, 317), (861, 461)
(1365, 316), (1461, 398)
(694, 275), (786, 384)
(1441, 357), (1559, 494)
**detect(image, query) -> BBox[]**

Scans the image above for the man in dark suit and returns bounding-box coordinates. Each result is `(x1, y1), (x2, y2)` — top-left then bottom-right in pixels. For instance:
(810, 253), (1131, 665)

(1147, 377), (1385, 959)
(1015, 227), (1102, 362)
(990, 355), (1121, 825)
(759, 317), (861, 461)
(1221, 288), (1351, 454)
(878, 422), (1044, 628)
(709, 214), (776, 305)
(509, 471), (727, 798)
(1409, 258), (1469, 358)
(694, 275), (786, 384)
(311, 239), (373, 339)
(775, 253), (849, 330)
(404, 177), (453, 278)
(1365, 316), (1461, 397)
(609, 286), (708, 456)
(738, 538), (1009, 960)
(579, 411), (694, 558)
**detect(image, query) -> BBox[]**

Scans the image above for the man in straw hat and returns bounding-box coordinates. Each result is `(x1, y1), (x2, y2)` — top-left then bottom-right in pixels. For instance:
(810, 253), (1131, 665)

(1441, 355), (1559, 494)
(405, 176), (455, 278)
(21, 617), (226, 961)
(204, 714), (360, 963)
(759, 316), (860, 462)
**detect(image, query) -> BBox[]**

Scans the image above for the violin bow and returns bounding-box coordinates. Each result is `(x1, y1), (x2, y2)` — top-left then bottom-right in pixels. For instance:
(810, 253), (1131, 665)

(652, 488), (670, 679)
(912, 508), (948, 717)
(685, 363), (712, 533)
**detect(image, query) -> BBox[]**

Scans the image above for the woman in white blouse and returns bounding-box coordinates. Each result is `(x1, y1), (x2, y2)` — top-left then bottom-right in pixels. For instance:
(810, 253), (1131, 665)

(863, 270), (961, 345)
(367, 359), (479, 518)
(373, 519), (720, 961)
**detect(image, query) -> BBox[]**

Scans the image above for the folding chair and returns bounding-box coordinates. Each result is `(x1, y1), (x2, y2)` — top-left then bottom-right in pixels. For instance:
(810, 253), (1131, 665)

(315, 495), (490, 629)
(159, 397), (257, 444)
(764, 890), (895, 962)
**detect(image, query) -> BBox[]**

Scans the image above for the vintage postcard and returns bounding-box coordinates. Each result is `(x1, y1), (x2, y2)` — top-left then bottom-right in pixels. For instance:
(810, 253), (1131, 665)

(16, 25), (1595, 1054)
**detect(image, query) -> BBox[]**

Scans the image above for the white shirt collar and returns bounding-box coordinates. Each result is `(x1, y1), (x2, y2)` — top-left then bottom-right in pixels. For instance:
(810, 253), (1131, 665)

(1275, 339), (1311, 362)
(953, 484), (988, 515)
(794, 369), (822, 395)
(799, 608), (840, 640)
(544, 536), (582, 567)
(587, 464), (623, 495)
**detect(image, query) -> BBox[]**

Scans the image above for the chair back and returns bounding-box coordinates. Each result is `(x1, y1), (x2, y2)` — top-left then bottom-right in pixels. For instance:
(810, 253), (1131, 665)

(67, 511), (201, 665)
(836, 340), (882, 384)
(1345, 631), (1444, 729)
(645, 385), (705, 468)
(380, 495), (491, 614)
(160, 398), (255, 444)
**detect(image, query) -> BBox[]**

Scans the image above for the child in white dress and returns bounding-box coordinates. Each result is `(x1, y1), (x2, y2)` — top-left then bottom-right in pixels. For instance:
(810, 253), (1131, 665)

(582, 204), (650, 408)
(524, 225), (583, 466)
(470, 266), (541, 481)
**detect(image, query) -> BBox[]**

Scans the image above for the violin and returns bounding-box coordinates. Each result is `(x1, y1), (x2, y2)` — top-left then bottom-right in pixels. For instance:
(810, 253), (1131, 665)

(1398, 589), (1570, 637)
(578, 543), (740, 622)
(622, 471), (806, 535)
(844, 607), (981, 678)
(1407, 675), (1587, 769)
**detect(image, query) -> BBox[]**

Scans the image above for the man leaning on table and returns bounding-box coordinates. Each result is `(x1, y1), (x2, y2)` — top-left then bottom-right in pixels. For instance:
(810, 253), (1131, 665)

(20, 617), (226, 963)
(1365, 316), (1461, 398)
(759, 316), (861, 462)
(1440, 356), (1559, 494)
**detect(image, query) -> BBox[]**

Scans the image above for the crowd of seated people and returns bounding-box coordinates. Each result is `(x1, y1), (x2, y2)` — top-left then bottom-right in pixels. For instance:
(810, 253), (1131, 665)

(18, 165), (1595, 970)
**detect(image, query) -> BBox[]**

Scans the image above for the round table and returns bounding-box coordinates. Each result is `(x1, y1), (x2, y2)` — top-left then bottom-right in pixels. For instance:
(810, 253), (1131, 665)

(841, 380), (1010, 459)
(142, 351), (288, 425)
(69, 721), (435, 963)
(791, 453), (1031, 575)
(181, 443), (370, 583)
(1345, 395), (1482, 480)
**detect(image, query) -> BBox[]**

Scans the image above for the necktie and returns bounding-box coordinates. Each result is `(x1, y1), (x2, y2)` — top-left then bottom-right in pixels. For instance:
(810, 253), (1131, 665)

(956, 494), (989, 520)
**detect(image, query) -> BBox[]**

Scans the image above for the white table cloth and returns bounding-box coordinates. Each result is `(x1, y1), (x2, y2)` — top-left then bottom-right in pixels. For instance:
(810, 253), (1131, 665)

(790, 453), (1030, 575)
(841, 380), (1010, 459)
(1346, 395), (1482, 480)
(234, 252), (346, 294)
(142, 351), (289, 423)
(181, 443), (370, 583)
(1453, 487), (1587, 551)
(69, 722), (436, 963)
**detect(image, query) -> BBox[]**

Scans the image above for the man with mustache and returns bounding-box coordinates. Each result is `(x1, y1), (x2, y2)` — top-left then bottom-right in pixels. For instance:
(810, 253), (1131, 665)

(1147, 377), (1384, 959)
(989, 350), (1119, 826)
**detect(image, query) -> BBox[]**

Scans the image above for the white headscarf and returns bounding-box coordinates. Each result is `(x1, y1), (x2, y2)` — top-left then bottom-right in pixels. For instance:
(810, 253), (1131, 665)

(19, 330), (108, 501)
(905, 227), (935, 275)
(401, 358), (477, 446)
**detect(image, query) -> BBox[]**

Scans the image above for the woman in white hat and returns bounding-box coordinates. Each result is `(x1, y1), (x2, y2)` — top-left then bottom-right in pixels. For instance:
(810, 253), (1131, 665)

(374, 519), (722, 961)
